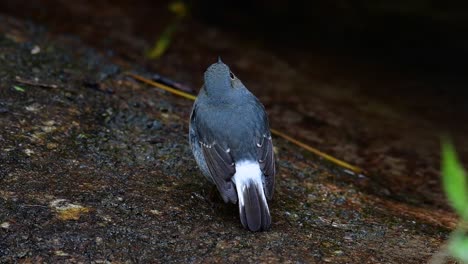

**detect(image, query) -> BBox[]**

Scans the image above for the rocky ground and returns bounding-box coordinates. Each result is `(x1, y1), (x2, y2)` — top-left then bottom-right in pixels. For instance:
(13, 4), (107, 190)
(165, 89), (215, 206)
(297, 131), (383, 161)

(0, 3), (466, 263)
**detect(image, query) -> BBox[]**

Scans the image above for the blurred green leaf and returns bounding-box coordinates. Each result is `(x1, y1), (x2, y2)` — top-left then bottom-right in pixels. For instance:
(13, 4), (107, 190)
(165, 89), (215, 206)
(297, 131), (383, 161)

(13, 85), (25, 92)
(169, 1), (188, 18)
(147, 1), (188, 59)
(448, 232), (468, 263)
(147, 25), (177, 59)
(441, 139), (468, 220)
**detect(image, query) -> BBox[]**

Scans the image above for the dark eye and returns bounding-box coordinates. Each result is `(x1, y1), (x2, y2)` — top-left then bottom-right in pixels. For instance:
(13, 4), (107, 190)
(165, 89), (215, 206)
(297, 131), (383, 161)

(229, 71), (235, 80)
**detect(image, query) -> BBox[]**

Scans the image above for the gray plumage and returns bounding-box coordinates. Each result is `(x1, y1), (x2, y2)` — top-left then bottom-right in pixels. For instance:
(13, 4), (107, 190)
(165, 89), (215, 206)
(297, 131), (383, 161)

(189, 58), (275, 231)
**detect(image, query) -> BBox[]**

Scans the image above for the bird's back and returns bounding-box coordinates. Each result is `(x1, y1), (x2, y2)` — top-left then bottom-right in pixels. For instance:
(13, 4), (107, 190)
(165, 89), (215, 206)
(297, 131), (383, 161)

(194, 94), (268, 161)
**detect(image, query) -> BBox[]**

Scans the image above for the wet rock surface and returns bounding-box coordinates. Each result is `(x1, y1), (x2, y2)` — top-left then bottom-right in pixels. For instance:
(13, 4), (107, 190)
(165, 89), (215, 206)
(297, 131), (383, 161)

(0, 11), (463, 264)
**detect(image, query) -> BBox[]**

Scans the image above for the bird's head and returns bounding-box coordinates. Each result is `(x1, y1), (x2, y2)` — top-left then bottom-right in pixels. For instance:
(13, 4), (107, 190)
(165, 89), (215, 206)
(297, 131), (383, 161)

(203, 57), (240, 96)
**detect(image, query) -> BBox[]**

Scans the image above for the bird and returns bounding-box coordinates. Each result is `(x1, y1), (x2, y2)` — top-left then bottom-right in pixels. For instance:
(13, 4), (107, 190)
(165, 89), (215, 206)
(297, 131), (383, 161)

(189, 58), (276, 231)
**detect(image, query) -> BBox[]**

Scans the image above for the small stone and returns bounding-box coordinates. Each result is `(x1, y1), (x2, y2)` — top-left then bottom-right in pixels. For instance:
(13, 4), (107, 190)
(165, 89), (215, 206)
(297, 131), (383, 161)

(333, 250), (344, 256)
(147, 120), (162, 130)
(101, 215), (112, 222)
(335, 197), (346, 205)
(47, 143), (58, 149)
(41, 126), (56, 133)
(1, 222), (10, 229)
(160, 113), (170, 120)
(150, 209), (162, 215)
(96, 237), (103, 245)
(54, 250), (69, 256)
(31, 45), (41, 54)
(16, 250), (28, 258)
(24, 149), (34, 156)
(25, 103), (41, 112)
(49, 199), (90, 220)
(381, 188), (391, 196)
(43, 120), (56, 126)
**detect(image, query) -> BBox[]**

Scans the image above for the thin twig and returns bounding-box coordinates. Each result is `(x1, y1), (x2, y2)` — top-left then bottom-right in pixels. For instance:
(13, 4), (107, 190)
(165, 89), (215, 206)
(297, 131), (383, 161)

(15, 76), (58, 89)
(127, 72), (195, 100)
(270, 128), (364, 174)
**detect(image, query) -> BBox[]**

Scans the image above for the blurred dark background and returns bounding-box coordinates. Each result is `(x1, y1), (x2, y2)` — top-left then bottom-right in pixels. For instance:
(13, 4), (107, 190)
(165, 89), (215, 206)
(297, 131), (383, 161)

(193, 0), (468, 109)
(1, 0), (467, 106)
(197, 0), (468, 76)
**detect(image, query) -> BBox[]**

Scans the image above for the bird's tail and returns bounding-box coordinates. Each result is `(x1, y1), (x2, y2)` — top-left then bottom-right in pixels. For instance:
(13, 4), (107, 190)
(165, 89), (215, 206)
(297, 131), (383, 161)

(233, 161), (271, 231)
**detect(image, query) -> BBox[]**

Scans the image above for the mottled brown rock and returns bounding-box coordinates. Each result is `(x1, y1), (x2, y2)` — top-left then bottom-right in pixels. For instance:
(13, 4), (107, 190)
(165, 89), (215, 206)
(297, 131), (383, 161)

(0, 11), (464, 264)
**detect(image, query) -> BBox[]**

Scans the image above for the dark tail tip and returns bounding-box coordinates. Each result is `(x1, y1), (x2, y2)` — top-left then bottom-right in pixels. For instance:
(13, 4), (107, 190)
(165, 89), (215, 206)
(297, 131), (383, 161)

(239, 181), (271, 232)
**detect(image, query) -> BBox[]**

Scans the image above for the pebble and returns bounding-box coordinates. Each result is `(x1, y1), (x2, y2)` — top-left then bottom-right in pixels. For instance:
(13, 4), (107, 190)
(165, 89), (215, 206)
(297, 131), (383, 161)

(147, 120), (162, 130)
(24, 149), (35, 156)
(1, 222), (10, 229)
(54, 250), (69, 256)
(30, 45), (41, 54)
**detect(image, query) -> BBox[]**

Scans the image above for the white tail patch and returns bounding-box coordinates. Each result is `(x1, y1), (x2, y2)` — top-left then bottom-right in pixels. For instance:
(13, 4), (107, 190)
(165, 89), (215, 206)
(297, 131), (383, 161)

(232, 160), (268, 211)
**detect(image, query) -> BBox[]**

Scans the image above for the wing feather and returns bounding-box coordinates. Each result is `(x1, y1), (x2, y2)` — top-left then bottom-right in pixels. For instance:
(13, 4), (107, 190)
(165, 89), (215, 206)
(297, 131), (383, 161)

(200, 141), (238, 203)
(257, 134), (275, 199)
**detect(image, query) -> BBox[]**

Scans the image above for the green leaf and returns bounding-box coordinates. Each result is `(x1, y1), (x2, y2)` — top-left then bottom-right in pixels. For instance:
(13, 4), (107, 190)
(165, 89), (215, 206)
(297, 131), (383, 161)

(147, 24), (177, 59)
(441, 139), (468, 220)
(169, 1), (188, 18)
(13, 85), (25, 92)
(448, 232), (468, 263)
(146, 1), (187, 59)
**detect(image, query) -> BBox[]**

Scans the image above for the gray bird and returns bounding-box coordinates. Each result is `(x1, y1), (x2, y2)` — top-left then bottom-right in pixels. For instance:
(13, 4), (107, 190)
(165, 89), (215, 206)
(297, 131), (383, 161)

(189, 58), (276, 231)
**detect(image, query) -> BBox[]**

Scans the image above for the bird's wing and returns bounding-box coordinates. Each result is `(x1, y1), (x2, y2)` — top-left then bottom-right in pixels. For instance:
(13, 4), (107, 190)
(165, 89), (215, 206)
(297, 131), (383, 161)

(192, 102), (238, 203)
(257, 134), (275, 200)
(200, 140), (238, 203)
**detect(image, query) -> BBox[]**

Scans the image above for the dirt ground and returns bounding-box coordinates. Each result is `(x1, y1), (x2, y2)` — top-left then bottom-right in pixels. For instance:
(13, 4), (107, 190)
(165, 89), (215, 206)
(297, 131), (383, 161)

(0, 2), (467, 263)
